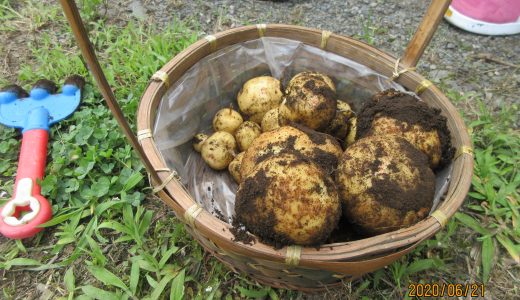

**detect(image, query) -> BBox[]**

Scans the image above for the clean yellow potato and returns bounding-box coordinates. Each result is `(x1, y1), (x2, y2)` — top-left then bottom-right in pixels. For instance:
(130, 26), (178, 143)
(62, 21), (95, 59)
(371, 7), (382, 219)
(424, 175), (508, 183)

(279, 72), (337, 130)
(201, 132), (237, 170)
(325, 100), (355, 143)
(192, 133), (208, 152)
(240, 125), (342, 179)
(336, 135), (435, 235)
(260, 107), (280, 132)
(237, 76), (283, 122)
(212, 108), (243, 134)
(235, 121), (262, 152)
(235, 153), (341, 246)
(288, 71), (336, 92)
(228, 152), (244, 183)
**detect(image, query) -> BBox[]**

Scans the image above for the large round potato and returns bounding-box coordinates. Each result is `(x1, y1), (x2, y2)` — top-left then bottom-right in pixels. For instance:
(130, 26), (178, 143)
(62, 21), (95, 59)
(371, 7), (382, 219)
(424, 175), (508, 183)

(279, 72), (337, 130)
(240, 125), (342, 179)
(288, 71), (336, 92)
(357, 89), (454, 169)
(237, 76), (283, 123)
(235, 153), (341, 247)
(336, 135), (435, 235)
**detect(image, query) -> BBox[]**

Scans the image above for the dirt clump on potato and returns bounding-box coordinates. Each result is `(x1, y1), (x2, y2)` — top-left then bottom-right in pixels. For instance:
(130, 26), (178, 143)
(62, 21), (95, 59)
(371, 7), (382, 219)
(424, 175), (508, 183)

(357, 89), (454, 169)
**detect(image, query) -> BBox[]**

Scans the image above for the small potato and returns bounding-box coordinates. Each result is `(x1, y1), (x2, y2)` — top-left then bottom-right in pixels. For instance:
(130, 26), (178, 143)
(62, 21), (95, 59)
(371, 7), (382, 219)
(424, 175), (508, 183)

(345, 117), (357, 148)
(235, 121), (262, 152)
(325, 100), (355, 142)
(192, 133), (208, 152)
(213, 108), (243, 134)
(261, 108), (280, 132)
(237, 76), (283, 121)
(201, 143), (234, 170)
(206, 131), (237, 152)
(228, 152), (244, 183)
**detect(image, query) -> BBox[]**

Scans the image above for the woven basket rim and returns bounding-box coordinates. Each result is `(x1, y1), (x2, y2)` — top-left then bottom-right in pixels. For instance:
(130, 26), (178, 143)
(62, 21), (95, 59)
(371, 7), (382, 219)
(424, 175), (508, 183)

(137, 24), (473, 267)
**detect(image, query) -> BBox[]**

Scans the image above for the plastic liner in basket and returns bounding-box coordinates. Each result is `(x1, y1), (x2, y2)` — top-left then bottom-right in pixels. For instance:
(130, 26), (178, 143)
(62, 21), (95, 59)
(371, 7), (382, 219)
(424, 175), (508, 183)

(152, 37), (452, 228)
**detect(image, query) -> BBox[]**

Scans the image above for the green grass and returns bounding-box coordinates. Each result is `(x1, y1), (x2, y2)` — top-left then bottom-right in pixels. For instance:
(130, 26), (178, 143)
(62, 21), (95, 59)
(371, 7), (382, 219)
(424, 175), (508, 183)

(1, 1), (519, 299)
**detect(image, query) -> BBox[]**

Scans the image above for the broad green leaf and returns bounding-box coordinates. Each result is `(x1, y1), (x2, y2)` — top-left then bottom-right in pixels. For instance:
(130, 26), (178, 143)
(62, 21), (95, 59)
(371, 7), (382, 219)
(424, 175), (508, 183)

(159, 246), (180, 268)
(481, 237), (494, 282)
(130, 261), (140, 295)
(237, 286), (269, 298)
(94, 200), (123, 216)
(2, 258), (41, 270)
(80, 285), (119, 300)
(123, 172), (144, 192)
(170, 269), (185, 300)
(64, 267), (75, 293)
(496, 234), (520, 264)
(149, 273), (176, 300)
(87, 265), (129, 292)
(405, 258), (443, 277)
(454, 213), (490, 235)
(39, 210), (81, 228)
(138, 210), (153, 236)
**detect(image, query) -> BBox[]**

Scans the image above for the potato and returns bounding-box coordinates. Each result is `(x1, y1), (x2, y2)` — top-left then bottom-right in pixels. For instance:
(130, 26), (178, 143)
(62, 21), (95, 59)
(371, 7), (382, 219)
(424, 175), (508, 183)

(213, 108), (243, 133)
(201, 132), (237, 170)
(192, 133), (208, 152)
(240, 125), (342, 179)
(325, 100), (355, 142)
(279, 72), (337, 130)
(206, 131), (237, 152)
(345, 117), (357, 147)
(357, 89), (454, 169)
(260, 107), (280, 132)
(288, 71), (336, 92)
(336, 135), (435, 235)
(235, 121), (262, 151)
(228, 152), (244, 183)
(235, 153), (341, 247)
(237, 76), (283, 122)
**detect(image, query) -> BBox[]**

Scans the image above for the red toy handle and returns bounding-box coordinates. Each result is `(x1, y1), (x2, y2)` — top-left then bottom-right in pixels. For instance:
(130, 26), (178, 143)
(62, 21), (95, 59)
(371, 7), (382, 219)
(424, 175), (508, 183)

(0, 129), (53, 239)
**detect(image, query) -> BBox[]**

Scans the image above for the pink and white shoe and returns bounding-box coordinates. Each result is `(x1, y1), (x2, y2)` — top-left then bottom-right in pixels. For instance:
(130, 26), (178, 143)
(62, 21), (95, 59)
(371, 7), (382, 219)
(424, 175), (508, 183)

(444, 0), (520, 35)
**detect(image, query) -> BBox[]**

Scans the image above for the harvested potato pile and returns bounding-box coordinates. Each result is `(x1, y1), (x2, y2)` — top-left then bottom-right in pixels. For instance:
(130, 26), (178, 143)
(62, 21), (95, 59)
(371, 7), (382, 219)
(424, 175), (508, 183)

(336, 135), (435, 234)
(235, 153), (341, 247)
(191, 72), (454, 248)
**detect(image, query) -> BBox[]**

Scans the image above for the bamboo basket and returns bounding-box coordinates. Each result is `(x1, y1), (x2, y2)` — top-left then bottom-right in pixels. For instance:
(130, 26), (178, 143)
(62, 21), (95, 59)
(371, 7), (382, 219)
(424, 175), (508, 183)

(61, 0), (473, 292)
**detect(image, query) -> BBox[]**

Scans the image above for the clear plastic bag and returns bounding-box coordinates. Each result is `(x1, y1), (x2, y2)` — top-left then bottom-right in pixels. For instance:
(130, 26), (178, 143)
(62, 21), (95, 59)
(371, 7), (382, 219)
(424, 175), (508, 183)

(153, 37), (451, 224)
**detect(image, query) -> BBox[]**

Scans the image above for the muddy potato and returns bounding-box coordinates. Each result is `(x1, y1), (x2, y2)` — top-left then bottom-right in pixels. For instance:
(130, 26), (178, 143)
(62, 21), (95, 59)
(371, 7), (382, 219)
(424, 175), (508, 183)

(192, 133), (208, 152)
(336, 135), (435, 235)
(325, 100), (355, 142)
(235, 153), (341, 246)
(213, 108), (243, 133)
(205, 131), (237, 152)
(279, 72), (337, 130)
(261, 108), (280, 132)
(357, 89), (454, 169)
(228, 152), (244, 183)
(237, 76), (283, 122)
(288, 71), (336, 92)
(240, 125), (342, 179)
(235, 121), (262, 151)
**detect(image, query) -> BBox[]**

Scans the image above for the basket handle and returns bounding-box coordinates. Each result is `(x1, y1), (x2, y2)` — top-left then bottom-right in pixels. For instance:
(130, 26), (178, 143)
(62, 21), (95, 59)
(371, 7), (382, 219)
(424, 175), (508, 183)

(401, 0), (452, 68)
(59, 0), (161, 184)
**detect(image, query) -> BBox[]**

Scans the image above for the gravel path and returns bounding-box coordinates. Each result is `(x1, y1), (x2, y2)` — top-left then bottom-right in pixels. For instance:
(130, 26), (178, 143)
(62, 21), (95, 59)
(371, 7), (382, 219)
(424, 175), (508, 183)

(105, 0), (520, 110)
